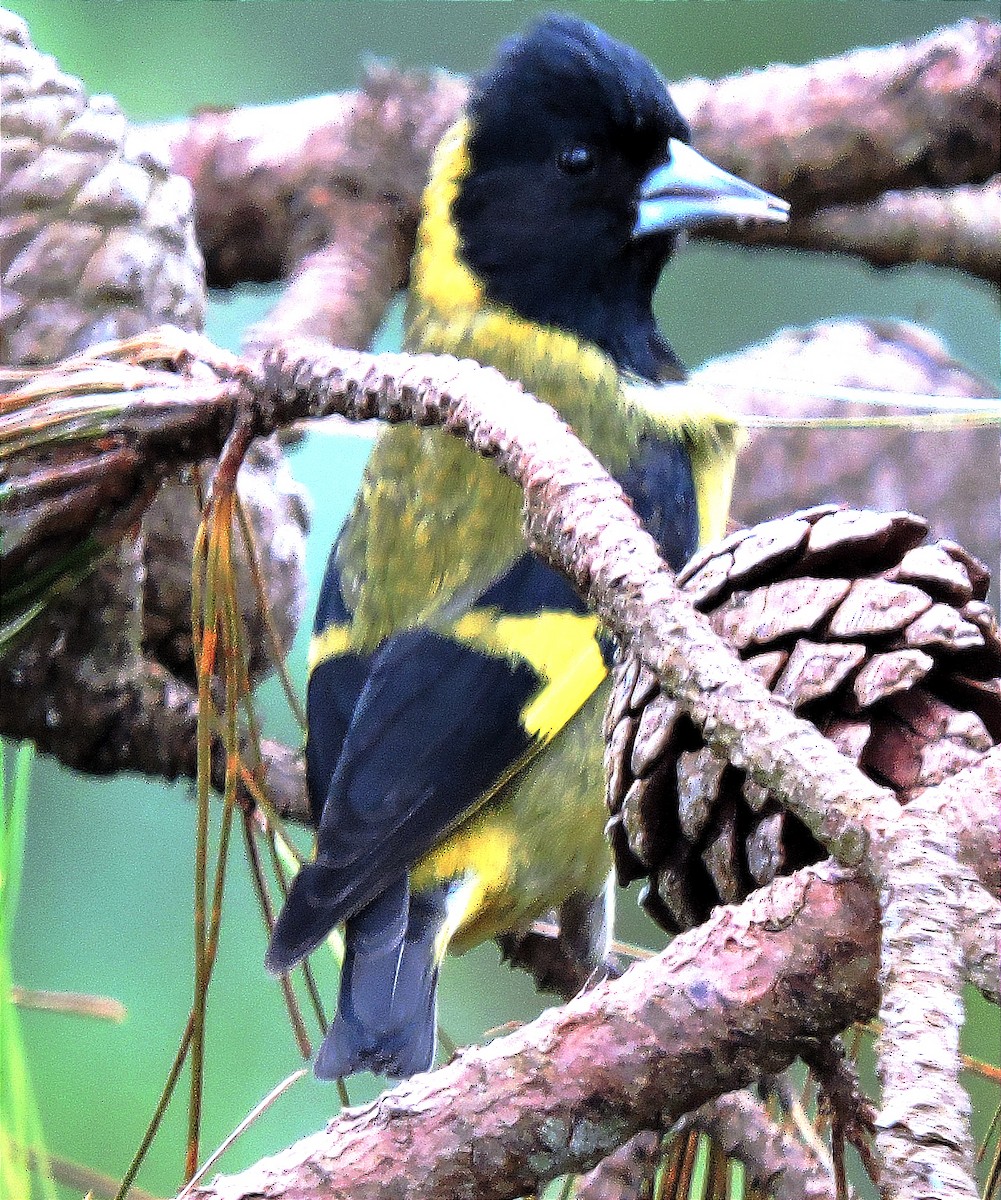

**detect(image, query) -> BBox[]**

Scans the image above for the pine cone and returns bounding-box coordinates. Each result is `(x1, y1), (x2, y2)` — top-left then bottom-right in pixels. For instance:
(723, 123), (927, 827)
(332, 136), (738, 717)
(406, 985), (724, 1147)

(604, 506), (1000, 934)
(0, 8), (204, 362)
(0, 10), (308, 681)
(141, 437), (311, 686)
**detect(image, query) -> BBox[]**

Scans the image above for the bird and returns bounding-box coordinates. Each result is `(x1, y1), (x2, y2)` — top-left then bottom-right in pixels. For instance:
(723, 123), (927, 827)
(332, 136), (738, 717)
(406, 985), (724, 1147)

(266, 12), (789, 1080)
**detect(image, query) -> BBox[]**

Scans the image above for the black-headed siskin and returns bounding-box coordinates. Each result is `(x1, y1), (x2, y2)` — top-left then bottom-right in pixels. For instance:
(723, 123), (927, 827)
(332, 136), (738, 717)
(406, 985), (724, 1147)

(266, 13), (789, 1080)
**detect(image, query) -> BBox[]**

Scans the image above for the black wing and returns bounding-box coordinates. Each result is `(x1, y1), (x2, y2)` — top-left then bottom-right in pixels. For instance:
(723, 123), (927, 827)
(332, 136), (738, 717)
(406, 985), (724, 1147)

(268, 553), (603, 970)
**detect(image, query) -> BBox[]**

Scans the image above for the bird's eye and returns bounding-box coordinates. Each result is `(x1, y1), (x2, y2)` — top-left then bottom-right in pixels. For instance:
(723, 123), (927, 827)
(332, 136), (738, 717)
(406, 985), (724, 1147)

(556, 145), (595, 175)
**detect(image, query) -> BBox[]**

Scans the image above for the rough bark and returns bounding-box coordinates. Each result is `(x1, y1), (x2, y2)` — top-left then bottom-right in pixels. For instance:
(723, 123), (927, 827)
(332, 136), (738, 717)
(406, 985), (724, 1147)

(672, 18), (1001, 212)
(196, 865), (878, 1200)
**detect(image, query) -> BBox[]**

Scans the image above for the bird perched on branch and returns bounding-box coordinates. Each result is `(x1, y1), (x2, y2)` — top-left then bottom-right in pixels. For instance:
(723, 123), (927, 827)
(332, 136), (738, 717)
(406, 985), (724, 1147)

(267, 12), (789, 1079)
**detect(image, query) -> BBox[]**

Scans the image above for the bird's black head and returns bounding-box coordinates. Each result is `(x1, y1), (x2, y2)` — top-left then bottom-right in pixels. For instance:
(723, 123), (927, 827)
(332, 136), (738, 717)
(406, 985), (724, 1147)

(453, 13), (691, 381)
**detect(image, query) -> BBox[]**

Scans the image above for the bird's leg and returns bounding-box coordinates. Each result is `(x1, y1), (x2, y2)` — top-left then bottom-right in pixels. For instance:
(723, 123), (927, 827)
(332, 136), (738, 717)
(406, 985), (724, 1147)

(556, 880), (622, 989)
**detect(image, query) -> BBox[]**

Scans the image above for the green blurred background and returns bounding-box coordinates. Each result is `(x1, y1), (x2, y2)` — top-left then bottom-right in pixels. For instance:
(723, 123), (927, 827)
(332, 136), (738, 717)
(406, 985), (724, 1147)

(6, 2), (999, 1196)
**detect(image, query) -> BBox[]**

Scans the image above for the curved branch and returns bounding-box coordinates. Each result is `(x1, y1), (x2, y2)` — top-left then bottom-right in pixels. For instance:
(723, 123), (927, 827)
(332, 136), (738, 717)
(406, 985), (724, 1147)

(7, 332), (994, 871)
(6, 334), (996, 1198)
(195, 864), (879, 1200)
(246, 339), (999, 1198)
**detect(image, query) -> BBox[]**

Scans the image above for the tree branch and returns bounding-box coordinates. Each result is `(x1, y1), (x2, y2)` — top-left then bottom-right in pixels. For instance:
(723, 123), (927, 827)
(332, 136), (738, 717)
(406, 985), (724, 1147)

(956, 879), (1000, 1006)
(195, 864), (879, 1200)
(5, 329), (996, 1198)
(679, 1090), (839, 1200)
(871, 808), (976, 1197)
(150, 67), (465, 294)
(573, 1132), (663, 1200)
(150, 66), (465, 355)
(910, 743), (1001, 897)
(674, 18), (1001, 212)
(772, 178), (1001, 287)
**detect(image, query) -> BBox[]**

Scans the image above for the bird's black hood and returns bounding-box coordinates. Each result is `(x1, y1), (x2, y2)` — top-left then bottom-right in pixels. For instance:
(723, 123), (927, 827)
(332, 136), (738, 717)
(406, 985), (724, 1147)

(453, 13), (691, 380)
(450, 13), (787, 382)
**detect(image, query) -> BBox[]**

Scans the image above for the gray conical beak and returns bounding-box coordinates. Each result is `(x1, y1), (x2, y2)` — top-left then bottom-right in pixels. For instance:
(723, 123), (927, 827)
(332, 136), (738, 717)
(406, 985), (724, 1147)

(634, 138), (790, 237)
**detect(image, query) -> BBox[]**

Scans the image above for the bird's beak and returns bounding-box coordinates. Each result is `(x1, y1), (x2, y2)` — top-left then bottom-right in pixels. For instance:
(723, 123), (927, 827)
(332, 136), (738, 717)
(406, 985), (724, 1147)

(634, 138), (790, 237)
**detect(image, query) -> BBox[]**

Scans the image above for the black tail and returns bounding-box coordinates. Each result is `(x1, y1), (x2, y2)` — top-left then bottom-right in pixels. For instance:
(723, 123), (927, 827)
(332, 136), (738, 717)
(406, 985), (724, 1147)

(314, 881), (448, 1080)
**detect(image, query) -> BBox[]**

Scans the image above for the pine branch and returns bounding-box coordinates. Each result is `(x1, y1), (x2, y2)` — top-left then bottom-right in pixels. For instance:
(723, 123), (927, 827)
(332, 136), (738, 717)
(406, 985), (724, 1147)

(193, 863), (880, 1200)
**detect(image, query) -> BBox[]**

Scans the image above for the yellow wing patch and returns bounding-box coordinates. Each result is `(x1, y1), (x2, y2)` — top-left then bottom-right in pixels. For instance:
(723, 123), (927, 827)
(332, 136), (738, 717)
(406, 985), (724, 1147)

(308, 622), (353, 674)
(449, 608), (606, 741)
